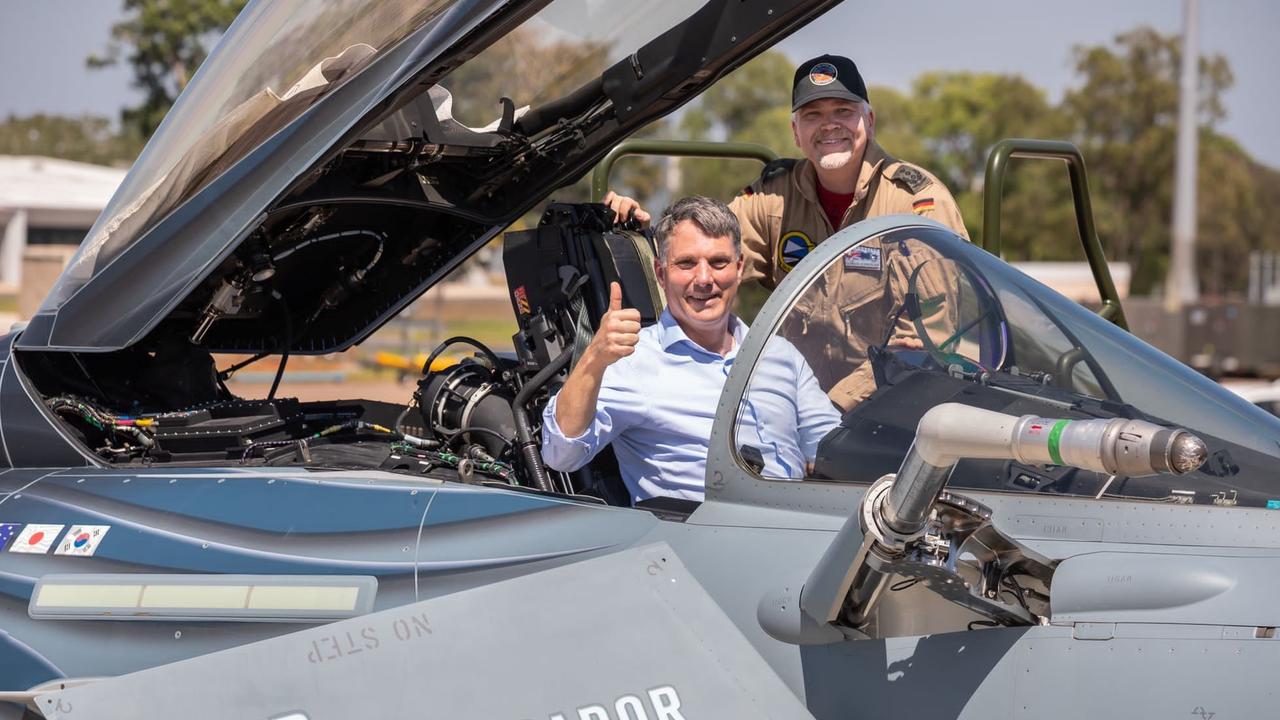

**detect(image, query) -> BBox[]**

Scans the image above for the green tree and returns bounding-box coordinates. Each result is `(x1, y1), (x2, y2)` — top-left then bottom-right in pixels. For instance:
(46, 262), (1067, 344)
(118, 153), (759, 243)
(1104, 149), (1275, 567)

(1194, 133), (1280, 296)
(881, 72), (1074, 253)
(906, 72), (1066, 193)
(1246, 161), (1280, 258)
(671, 58), (1078, 252)
(699, 51), (794, 137)
(1063, 27), (1234, 294)
(863, 85), (928, 169)
(89, 0), (247, 140)
(0, 114), (141, 166)
(676, 50), (796, 201)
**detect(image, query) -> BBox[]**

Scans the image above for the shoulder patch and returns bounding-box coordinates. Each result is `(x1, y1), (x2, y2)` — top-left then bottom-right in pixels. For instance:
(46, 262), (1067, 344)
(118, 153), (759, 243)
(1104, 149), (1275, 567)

(890, 164), (930, 194)
(760, 157), (798, 183)
(777, 230), (814, 272)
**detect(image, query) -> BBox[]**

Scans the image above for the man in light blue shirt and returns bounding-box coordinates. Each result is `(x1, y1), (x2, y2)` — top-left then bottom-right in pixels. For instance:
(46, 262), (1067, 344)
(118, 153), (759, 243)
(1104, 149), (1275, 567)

(541, 196), (839, 503)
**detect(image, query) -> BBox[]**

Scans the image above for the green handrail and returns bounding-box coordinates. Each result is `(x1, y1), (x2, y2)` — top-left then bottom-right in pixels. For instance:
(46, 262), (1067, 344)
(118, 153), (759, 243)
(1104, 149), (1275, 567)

(982, 138), (1128, 331)
(590, 139), (778, 202)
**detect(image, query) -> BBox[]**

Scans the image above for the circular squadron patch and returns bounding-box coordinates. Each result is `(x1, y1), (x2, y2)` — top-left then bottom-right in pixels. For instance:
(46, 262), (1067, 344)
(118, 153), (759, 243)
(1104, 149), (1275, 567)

(808, 62), (838, 86)
(778, 231), (815, 271)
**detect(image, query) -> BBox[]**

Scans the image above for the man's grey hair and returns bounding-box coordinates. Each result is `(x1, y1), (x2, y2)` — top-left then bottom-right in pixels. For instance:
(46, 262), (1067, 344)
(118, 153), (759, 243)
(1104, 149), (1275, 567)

(652, 195), (742, 261)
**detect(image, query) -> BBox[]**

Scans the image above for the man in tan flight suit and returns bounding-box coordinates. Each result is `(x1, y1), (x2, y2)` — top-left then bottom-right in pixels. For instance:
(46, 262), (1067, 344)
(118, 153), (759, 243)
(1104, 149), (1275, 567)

(733, 54), (965, 410)
(605, 55), (967, 411)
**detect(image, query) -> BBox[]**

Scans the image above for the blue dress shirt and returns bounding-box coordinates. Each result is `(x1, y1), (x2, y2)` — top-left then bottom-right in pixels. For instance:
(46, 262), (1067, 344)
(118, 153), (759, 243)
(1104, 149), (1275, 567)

(541, 309), (840, 503)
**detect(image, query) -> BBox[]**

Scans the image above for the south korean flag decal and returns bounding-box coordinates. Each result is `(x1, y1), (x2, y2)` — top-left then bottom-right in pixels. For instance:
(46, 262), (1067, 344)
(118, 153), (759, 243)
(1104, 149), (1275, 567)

(55, 524), (111, 557)
(844, 245), (882, 272)
(778, 231), (815, 272)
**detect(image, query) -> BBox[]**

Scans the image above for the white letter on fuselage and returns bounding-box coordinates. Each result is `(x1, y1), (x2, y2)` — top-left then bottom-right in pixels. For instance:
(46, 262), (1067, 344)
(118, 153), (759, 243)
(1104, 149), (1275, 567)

(647, 686), (685, 720)
(577, 706), (609, 720)
(614, 695), (649, 720)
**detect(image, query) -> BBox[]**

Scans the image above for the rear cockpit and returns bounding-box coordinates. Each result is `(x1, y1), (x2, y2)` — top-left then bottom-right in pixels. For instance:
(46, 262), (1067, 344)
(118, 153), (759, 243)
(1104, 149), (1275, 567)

(731, 223), (1280, 509)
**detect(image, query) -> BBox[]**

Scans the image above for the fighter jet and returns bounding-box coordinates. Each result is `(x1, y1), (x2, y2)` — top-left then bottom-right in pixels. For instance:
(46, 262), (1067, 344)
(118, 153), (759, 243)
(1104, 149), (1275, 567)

(2, 1), (1278, 718)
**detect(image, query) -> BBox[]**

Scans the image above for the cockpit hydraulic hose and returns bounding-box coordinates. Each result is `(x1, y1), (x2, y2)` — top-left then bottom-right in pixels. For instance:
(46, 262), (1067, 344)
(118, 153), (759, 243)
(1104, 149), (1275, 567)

(512, 347), (573, 493)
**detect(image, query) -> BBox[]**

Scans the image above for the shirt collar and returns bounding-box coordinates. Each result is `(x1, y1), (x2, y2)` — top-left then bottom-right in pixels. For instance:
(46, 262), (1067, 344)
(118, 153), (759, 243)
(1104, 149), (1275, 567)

(657, 307), (747, 356)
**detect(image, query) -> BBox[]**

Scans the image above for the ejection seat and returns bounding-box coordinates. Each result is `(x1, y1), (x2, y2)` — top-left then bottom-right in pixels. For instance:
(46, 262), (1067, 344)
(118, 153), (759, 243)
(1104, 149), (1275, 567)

(503, 203), (665, 506)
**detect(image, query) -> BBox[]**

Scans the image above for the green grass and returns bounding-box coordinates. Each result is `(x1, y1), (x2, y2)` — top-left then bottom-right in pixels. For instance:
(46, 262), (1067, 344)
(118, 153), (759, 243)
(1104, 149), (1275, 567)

(440, 317), (518, 351)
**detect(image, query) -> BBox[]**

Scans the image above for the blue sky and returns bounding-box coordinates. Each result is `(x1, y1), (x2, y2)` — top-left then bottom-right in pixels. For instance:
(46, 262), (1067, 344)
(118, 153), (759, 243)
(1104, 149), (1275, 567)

(2, 0), (1277, 167)
(780, 0), (1279, 168)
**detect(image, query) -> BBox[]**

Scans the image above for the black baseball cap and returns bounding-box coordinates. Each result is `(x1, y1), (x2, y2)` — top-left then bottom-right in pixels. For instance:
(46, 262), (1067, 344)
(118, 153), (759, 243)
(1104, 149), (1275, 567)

(792, 54), (869, 111)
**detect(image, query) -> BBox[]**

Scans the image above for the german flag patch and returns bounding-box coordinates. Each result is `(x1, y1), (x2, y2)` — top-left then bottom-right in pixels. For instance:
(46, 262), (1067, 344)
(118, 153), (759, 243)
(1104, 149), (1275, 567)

(912, 198), (935, 215)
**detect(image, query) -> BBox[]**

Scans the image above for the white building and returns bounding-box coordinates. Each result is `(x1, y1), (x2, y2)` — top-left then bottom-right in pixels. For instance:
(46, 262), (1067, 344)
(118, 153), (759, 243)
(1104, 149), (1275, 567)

(0, 155), (125, 289)
(1012, 261), (1131, 304)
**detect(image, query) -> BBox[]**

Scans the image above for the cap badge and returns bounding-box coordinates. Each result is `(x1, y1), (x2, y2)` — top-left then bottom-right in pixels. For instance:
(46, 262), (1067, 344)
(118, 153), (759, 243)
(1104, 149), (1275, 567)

(808, 62), (838, 86)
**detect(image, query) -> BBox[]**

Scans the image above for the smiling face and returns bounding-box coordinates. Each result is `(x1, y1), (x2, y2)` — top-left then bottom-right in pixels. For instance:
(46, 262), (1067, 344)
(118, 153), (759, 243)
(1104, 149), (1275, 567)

(655, 219), (744, 340)
(792, 97), (875, 174)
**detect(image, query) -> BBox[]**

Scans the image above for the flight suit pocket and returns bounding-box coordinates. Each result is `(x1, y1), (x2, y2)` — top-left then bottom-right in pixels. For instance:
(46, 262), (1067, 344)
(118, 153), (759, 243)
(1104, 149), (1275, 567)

(838, 278), (887, 357)
(781, 297), (816, 338)
(837, 271), (883, 324)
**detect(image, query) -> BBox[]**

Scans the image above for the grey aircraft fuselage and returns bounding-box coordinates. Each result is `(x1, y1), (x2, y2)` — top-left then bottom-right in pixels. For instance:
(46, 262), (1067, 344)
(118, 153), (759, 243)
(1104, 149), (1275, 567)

(4, 218), (1280, 720)
(3, 0), (1278, 713)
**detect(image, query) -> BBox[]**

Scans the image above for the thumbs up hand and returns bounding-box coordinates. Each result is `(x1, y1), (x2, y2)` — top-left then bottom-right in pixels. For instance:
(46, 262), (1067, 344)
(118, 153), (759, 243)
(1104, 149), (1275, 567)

(551, 282), (645, 437)
(586, 282), (642, 368)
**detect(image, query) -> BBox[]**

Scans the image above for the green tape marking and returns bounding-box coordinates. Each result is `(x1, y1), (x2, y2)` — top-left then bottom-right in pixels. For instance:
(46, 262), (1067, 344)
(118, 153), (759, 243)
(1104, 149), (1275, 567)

(1047, 420), (1069, 466)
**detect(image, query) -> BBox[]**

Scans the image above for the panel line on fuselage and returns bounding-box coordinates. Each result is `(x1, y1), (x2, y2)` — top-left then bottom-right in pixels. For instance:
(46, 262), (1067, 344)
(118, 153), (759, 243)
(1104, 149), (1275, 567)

(0, 468), (59, 510)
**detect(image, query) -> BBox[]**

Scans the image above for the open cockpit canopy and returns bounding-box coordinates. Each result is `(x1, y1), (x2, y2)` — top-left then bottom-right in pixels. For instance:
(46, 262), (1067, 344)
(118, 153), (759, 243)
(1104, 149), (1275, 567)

(22, 0), (837, 354)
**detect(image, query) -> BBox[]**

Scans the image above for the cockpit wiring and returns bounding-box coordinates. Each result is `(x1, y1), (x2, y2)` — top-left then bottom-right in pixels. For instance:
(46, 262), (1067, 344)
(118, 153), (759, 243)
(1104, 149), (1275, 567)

(47, 396), (156, 453)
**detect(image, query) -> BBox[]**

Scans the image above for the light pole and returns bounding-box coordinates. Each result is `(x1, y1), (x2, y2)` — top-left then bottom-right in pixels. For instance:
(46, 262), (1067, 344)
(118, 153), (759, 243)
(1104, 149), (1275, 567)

(1165, 0), (1200, 312)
